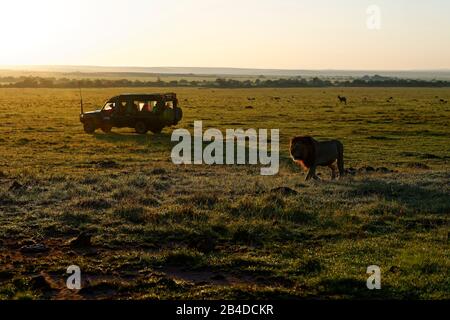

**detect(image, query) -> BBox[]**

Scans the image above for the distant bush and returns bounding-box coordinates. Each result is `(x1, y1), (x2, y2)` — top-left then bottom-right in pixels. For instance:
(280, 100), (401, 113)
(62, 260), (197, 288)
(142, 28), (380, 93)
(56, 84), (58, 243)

(1, 75), (449, 88)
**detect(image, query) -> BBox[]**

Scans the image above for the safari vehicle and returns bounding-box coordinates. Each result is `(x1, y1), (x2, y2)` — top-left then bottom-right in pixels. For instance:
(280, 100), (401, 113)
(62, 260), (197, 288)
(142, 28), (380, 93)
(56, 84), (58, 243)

(79, 93), (182, 134)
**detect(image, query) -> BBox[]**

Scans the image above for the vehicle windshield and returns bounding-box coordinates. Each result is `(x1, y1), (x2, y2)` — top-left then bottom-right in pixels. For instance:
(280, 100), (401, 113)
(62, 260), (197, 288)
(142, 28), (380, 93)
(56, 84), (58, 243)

(102, 102), (115, 111)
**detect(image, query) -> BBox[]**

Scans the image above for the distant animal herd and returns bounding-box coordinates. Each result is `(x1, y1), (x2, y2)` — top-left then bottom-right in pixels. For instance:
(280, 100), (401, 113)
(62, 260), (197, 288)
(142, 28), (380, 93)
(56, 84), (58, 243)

(336, 95), (448, 105)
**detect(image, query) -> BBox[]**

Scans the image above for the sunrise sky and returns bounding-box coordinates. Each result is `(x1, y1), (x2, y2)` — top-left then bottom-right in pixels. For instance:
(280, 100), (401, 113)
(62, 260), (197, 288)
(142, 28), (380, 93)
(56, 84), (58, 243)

(0, 0), (449, 70)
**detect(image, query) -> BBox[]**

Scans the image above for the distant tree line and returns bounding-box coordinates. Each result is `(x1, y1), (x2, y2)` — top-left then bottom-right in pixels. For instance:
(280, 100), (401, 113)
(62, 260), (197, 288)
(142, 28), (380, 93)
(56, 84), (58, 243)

(0, 75), (449, 88)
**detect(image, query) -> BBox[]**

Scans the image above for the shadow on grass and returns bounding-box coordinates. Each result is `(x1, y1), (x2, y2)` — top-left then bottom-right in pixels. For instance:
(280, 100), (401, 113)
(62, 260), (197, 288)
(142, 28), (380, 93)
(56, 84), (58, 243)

(347, 177), (450, 215)
(93, 132), (173, 146)
(316, 278), (416, 299)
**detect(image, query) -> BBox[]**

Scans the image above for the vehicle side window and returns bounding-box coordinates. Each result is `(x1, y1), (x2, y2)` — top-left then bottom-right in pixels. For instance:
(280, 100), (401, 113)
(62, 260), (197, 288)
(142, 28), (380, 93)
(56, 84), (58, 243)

(135, 101), (148, 112)
(132, 101), (140, 112)
(139, 101), (156, 112)
(124, 100), (138, 114)
(154, 100), (165, 113)
(113, 101), (127, 113)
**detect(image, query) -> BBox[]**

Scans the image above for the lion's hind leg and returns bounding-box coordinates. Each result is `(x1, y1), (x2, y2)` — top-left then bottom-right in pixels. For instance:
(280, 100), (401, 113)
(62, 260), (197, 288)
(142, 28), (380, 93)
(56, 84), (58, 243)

(328, 163), (337, 180)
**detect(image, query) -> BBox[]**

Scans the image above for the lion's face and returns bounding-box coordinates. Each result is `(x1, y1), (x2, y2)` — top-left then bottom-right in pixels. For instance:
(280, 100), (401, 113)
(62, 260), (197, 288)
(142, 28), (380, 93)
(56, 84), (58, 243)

(290, 142), (307, 160)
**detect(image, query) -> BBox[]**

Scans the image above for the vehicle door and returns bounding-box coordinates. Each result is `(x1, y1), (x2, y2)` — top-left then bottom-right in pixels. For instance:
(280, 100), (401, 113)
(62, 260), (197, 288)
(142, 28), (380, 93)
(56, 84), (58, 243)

(110, 97), (129, 127)
(101, 100), (116, 125)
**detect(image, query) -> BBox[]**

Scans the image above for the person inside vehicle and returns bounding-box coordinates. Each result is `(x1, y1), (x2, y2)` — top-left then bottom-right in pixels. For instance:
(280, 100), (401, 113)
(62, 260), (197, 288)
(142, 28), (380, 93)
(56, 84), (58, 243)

(154, 100), (165, 114)
(119, 102), (127, 113)
(142, 102), (152, 112)
(126, 102), (139, 114)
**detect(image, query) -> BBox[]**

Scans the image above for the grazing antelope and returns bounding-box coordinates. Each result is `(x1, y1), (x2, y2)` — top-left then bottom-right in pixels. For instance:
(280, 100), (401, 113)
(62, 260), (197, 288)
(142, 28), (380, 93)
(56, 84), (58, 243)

(337, 95), (347, 104)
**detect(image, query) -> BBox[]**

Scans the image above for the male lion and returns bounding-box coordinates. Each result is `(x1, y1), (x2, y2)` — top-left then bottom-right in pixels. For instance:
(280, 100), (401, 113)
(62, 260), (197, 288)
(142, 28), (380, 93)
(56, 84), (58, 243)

(290, 136), (344, 181)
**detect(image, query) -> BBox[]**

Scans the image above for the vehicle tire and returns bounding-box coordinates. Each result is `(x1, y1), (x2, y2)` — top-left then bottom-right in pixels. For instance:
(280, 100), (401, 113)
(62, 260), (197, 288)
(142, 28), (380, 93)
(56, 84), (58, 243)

(101, 124), (112, 133)
(150, 125), (163, 134)
(83, 122), (96, 134)
(135, 121), (148, 134)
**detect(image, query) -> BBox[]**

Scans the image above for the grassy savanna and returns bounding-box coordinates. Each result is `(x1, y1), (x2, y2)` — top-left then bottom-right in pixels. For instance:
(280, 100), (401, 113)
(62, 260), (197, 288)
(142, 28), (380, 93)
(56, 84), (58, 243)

(0, 87), (449, 299)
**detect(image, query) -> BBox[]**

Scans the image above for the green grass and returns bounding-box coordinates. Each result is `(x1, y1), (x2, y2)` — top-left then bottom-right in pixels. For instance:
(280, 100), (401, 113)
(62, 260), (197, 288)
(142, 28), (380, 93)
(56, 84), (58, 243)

(0, 87), (449, 299)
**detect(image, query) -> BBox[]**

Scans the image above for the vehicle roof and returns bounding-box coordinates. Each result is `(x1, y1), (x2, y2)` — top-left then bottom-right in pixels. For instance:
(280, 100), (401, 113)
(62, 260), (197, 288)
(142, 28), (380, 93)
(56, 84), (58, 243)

(108, 92), (177, 101)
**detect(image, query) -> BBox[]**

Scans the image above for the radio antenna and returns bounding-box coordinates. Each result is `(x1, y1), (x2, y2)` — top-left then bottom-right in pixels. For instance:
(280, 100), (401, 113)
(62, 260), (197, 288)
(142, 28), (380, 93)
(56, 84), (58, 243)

(78, 82), (84, 115)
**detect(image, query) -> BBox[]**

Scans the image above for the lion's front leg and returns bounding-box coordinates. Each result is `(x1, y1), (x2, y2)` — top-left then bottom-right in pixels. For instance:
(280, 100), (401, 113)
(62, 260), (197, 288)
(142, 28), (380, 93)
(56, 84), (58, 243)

(305, 168), (313, 181)
(306, 165), (318, 181)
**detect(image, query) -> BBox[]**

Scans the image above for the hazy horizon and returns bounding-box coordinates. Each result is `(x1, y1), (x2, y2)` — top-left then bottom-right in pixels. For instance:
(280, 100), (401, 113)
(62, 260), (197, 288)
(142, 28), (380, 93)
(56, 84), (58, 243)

(2, 64), (450, 72)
